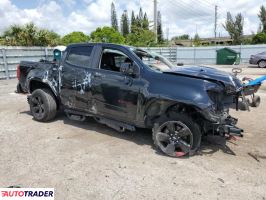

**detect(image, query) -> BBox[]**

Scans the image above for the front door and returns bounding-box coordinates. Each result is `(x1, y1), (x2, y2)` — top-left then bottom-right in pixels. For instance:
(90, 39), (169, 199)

(91, 48), (140, 123)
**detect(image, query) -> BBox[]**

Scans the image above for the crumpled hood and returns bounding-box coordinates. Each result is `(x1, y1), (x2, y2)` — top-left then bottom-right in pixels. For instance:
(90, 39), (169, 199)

(163, 65), (243, 89)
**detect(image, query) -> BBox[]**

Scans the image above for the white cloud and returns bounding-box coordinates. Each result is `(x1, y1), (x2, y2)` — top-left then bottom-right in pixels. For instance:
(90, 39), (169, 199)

(0, 0), (265, 39)
(62, 0), (76, 7)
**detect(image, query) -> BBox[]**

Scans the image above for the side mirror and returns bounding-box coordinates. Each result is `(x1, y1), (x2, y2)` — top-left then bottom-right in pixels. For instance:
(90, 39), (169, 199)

(120, 62), (139, 77)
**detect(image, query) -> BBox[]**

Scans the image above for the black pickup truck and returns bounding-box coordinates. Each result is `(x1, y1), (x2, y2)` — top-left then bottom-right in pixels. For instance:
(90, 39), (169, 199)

(17, 43), (250, 157)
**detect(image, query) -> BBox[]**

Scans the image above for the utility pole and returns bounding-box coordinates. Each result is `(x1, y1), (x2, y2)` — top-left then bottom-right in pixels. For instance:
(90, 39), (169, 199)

(214, 5), (218, 39)
(166, 27), (169, 41)
(154, 0), (158, 43)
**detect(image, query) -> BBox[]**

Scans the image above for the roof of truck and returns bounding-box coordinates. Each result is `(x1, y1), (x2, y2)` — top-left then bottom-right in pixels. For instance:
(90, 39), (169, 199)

(67, 42), (130, 48)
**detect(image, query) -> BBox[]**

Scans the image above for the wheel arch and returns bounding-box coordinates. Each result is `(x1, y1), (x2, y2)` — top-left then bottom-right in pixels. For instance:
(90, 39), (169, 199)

(144, 99), (206, 129)
(29, 79), (60, 109)
(257, 59), (266, 65)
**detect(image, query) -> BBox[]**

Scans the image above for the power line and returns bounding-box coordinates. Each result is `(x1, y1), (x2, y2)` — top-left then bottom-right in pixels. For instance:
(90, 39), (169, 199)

(198, 0), (216, 7)
(165, 0), (214, 20)
(160, 0), (227, 38)
(181, 0), (214, 13)
(174, 0), (213, 17)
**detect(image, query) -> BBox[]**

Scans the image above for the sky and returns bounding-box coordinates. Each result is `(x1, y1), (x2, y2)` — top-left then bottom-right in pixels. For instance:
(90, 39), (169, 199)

(0, 0), (265, 39)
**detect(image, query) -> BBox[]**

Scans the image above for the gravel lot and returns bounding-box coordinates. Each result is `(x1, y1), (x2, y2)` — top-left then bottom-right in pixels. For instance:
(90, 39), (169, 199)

(0, 77), (266, 200)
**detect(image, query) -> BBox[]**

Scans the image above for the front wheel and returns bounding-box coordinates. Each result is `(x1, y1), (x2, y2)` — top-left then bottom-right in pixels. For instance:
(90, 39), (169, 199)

(29, 88), (57, 122)
(152, 113), (201, 157)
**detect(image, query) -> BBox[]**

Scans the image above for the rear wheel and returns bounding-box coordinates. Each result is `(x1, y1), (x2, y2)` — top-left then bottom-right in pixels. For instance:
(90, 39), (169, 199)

(16, 83), (23, 93)
(29, 89), (57, 122)
(258, 60), (266, 68)
(152, 113), (201, 157)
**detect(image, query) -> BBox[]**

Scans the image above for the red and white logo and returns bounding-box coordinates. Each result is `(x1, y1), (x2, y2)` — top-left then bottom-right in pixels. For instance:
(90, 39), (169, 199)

(0, 188), (54, 200)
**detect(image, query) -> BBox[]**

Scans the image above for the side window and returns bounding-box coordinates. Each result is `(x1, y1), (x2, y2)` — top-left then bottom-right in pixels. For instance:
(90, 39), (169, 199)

(100, 49), (133, 72)
(66, 46), (93, 67)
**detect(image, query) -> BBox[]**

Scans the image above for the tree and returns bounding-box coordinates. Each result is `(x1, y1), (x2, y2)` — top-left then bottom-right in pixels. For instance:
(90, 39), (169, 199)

(139, 7), (144, 22)
(121, 10), (129, 37)
(111, 2), (118, 31)
(126, 26), (156, 46)
(131, 11), (136, 33)
(61, 31), (89, 45)
(157, 11), (163, 43)
(193, 33), (201, 46)
(172, 34), (190, 40)
(90, 26), (125, 44)
(2, 23), (60, 46)
(2, 24), (24, 46)
(133, 7), (144, 29)
(0, 36), (4, 45)
(135, 16), (142, 28)
(223, 12), (244, 45)
(258, 5), (266, 33)
(143, 13), (149, 30)
(252, 32), (266, 44)
(36, 29), (60, 46)
(22, 23), (38, 46)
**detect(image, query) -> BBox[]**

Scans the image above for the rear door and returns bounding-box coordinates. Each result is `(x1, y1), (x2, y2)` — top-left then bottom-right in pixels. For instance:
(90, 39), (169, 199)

(60, 45), (95, 112)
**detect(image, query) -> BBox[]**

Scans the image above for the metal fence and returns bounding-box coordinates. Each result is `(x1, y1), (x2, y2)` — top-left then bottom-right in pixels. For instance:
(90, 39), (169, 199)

(142, 47), (177, 62)
(176, 44), (266, 65)
(0, 46), (54, 79)
(0, 46), (176, 80)
(0, 45), (265, 79)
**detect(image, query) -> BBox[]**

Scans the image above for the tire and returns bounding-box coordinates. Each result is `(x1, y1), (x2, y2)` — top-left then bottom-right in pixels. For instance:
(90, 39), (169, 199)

(16, 83), (23, 93)
(238, 101), (249, 111)
(152, 113), (201, 157)
(29, 88), (57, 122)
(258, 60), (266, 68)
(250, 95), (260, 107)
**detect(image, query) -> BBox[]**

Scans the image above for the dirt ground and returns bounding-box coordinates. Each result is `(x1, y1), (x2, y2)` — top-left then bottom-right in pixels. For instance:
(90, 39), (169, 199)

(0, 78), (266, 200)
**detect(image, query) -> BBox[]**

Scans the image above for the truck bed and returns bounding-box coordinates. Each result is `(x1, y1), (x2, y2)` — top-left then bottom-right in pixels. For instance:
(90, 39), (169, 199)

(18, 60), (57, 93)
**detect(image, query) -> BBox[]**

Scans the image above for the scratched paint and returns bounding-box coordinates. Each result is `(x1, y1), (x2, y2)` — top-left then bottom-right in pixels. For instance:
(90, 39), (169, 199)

(51, 78), (58, 88)
(72, 72), (92, 95)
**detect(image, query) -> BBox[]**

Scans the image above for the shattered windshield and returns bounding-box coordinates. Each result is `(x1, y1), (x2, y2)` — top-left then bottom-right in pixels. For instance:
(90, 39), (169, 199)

(131, 48), (175, 72)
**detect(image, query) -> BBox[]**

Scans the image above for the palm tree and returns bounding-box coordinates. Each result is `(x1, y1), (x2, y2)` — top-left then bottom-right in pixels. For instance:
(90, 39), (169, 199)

(3, 24), (24, 45)
(21, 23), (38, 46)
(2, 23), (60, 46)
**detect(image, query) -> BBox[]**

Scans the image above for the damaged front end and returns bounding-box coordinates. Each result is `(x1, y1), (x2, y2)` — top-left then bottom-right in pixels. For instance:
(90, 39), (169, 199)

(162, 65), (252, 139)
(200, 76), (246, 138)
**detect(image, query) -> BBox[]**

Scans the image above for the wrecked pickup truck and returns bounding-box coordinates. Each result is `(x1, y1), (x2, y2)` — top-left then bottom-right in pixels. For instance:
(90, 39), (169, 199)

(17, 43), (254, 157)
